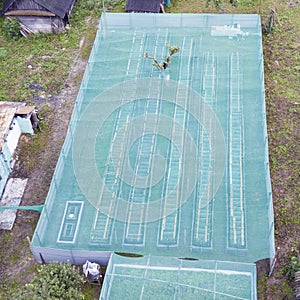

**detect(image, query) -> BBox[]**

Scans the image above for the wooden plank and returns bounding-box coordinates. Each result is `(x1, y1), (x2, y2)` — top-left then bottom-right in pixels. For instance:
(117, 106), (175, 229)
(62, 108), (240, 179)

(5, 10), (56, 17)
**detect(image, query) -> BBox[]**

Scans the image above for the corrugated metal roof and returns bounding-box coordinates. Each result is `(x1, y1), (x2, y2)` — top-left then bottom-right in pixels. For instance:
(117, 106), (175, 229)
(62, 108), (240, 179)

(1, 0), (76, 18)
(35, 0), (75, 18)
(1, 0), (14, 14)
(126, 0), (162, 13)
(2, 0), (49, 15)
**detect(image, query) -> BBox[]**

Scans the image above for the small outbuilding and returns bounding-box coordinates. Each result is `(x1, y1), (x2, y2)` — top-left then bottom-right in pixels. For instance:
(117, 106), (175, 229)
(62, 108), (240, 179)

(0, 102), (37, 197)
(125, 0), (166, 13)
(1, 0), (76, 36)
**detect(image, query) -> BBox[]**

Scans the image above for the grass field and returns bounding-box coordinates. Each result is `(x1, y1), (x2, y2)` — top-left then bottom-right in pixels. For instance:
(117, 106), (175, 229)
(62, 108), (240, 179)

(0, 0), (299, 299)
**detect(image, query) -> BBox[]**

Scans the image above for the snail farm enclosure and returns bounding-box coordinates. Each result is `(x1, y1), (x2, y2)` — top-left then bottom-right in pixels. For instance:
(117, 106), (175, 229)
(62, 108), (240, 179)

(31, 13), (274, 294)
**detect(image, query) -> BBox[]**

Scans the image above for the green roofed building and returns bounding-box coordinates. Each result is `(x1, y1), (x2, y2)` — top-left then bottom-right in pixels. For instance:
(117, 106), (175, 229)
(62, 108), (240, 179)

(31, 13), (275, 273)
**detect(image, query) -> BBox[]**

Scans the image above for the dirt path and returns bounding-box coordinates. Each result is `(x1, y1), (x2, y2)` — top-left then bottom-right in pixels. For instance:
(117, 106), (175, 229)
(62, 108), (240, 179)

(0, 43), (88, 287)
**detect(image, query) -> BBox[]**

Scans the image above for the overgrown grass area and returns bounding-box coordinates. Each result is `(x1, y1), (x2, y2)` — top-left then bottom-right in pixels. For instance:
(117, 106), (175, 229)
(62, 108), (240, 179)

(0, 0), (299, 299)
(0, 0), (101, 103)
(262, 2), (300, 299)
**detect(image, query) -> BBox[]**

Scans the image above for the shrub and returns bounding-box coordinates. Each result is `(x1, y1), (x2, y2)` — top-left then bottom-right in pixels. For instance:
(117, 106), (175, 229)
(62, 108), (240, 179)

(22, 261), (85, 299)
(2, 17), (21, 40)
(282, 256), (300, 280)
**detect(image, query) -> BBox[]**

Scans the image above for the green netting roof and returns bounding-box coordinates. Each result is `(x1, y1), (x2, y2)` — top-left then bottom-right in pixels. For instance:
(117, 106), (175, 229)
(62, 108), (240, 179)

(100, 254), (257, 300)
(31, 13), (274, 264)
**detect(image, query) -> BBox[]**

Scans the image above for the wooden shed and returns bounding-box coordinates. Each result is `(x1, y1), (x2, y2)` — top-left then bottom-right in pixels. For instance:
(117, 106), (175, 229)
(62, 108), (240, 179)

(125, 0), (166, 13)
(1, 0), (77, 36)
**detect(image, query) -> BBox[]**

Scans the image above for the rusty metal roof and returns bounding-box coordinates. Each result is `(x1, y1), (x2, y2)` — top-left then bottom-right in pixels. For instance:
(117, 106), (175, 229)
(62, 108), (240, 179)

(0, 102), (35, 152)
(16, 105), (35, 115)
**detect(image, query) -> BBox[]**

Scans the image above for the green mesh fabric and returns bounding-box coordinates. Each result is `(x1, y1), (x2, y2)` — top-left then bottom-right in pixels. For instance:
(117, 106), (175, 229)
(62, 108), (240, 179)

(100, 254), (257, 300)
(31, 13), (274, 265)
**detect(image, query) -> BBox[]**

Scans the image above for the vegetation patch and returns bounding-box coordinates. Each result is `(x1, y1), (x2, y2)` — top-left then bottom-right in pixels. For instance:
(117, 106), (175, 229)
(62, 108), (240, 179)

(263, 2), (300, 299)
